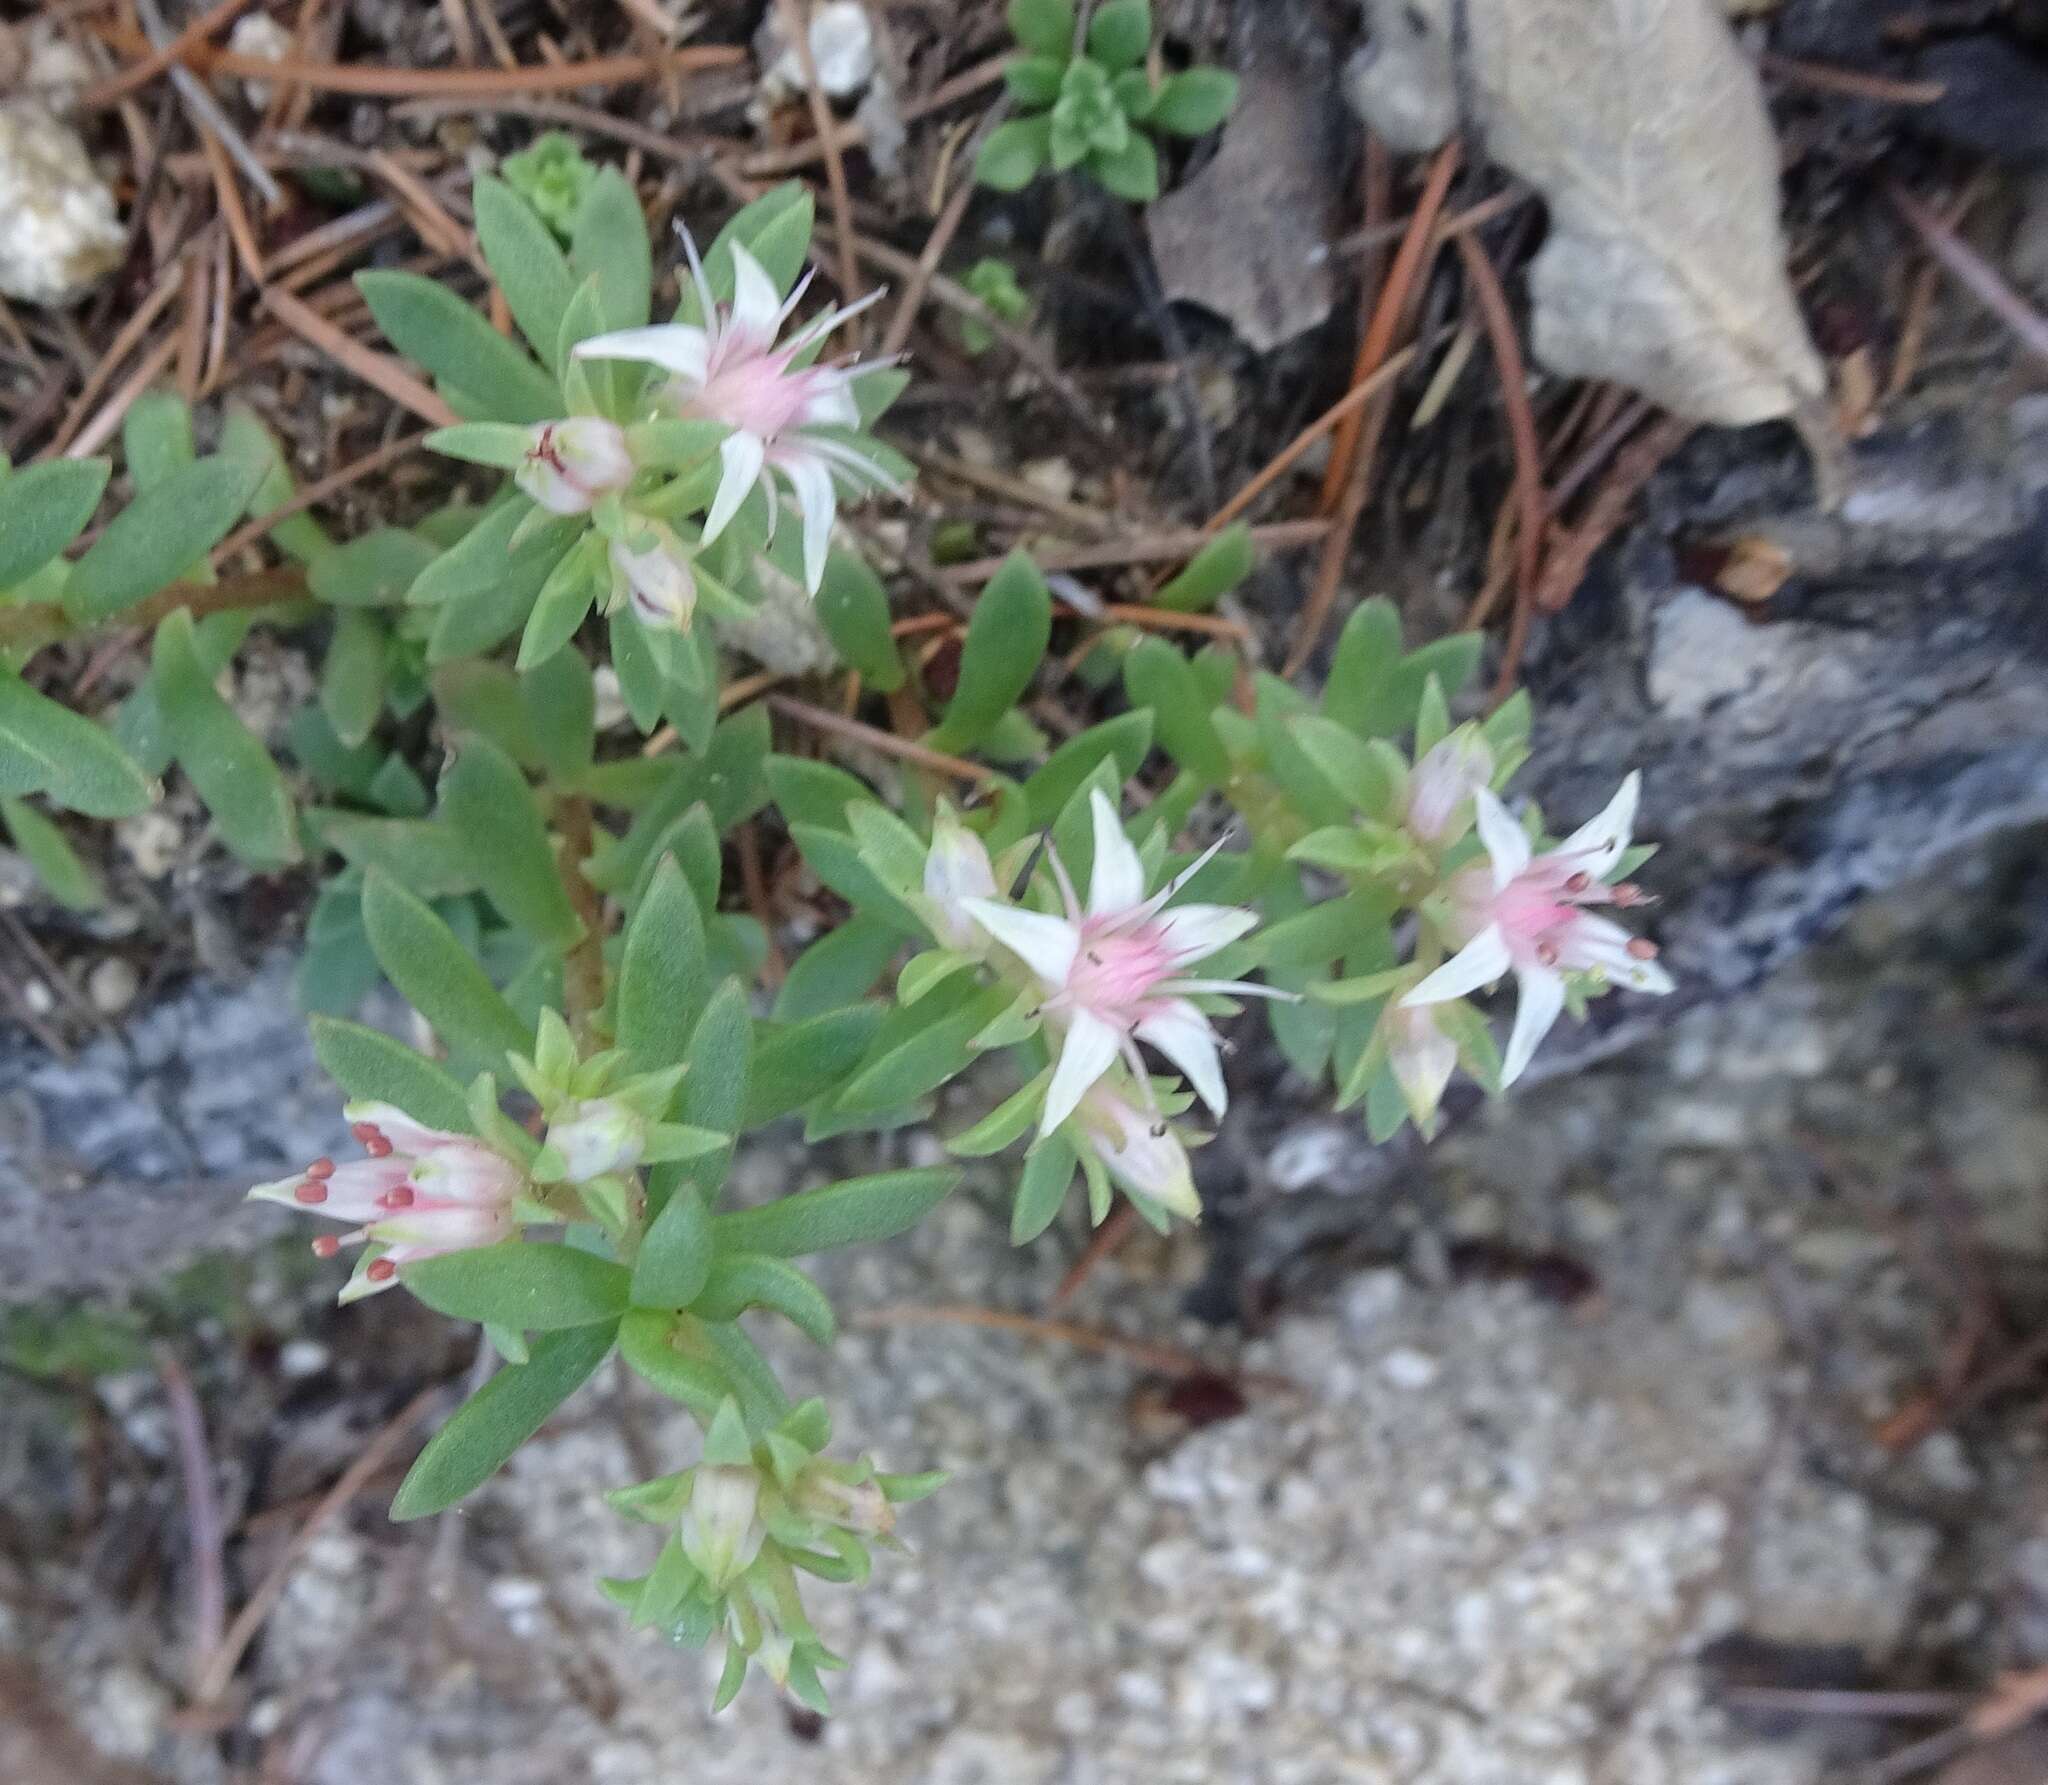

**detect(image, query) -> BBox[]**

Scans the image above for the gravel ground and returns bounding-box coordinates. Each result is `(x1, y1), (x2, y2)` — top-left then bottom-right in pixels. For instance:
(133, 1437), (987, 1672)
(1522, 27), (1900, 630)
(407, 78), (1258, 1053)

(6, 834), (2047, 1784)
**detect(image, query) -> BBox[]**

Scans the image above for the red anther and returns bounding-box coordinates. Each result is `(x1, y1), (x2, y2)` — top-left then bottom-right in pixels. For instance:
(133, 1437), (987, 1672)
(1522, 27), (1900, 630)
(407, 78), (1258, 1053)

(294, 1182), (329, 1205)
(1626, 937), (1659, 960)
(1565, 871), (1592, 894)
(1611, 883), (1645, 907)
(306, 1157), (335, 1180)
(350, 1122), (381, 1146)
(377, 1186), (416, 1210)
(362, 1135), (394, 1158)
(1535, 940), (1560, 967)
(311, 1236), (341, 1259)
(366, 1258), (398, 1283)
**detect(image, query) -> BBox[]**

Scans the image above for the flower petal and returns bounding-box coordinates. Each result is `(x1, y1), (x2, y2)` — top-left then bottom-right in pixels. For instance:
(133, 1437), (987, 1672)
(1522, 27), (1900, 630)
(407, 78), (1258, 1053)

(1134, 1000), (1229, 1115)
(703, 431), (766, 544)
(1086, 789), (1145, 916)
(1041, 1009), (1122, 1136)
(727, 243), (783, 343)
(1473, 787), (1533, 891)
(1402, 923), (1514, 1006)
(1552, 771), (1639, 879)
(1153, 902), (1259, 967)
(1556, 912), (1675, 994)
(1502, 962), (1567, 1085)
(961, 898), (1080, 988)
(572, 324), (711, 383)
(248, 1155), (410, 1219)
(777, 449), (838, 594)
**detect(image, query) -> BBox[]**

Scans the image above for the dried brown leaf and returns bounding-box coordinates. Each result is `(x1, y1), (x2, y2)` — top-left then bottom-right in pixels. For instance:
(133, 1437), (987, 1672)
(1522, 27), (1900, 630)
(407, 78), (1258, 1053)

(1347, 0), (1828, 427)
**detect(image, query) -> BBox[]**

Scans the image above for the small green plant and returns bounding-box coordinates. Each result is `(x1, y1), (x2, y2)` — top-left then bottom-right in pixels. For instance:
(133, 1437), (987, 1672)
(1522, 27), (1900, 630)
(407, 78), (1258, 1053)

(976, 0), (1240, 201)
(0, 148), (1674, 1714)
(501, 131), (600, 240)
(959, 257), (1032, 354)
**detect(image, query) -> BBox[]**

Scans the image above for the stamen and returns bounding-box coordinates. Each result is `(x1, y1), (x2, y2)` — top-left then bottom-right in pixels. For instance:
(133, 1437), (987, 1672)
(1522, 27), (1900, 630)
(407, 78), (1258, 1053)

(366, 1258), (398, 1284)
(294, 1182), (328, 1205)
(362, 1135), (393, 1159)
(310, 1236), (341, 1260)
(377, 1186), (416, 1210)
(350, 1122), (381, 1145)
(306, 1156), (335, 1180)
(1565, 871), (1592, 894)
(1150, 1121), (1168, 1139)
(1626, 938), (1659, 960)
(1535, 941), (1560, 967)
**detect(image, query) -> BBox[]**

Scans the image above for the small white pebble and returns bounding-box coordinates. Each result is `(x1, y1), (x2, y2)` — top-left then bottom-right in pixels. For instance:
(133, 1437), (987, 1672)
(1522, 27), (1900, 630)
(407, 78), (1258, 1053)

(1379, 1346), (1440, 1390)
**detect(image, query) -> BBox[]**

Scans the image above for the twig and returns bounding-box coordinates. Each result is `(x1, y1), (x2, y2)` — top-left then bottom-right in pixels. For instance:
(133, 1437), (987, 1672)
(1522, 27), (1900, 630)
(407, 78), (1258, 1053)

(739, 52), (1011, 176)
(46, 259), (187, 455)
(212, 430), (426, 566)
(261, 285), (458, 426)
(65, 331), (181, 460)
(1887, 181), (2048, 368)
(1530, 413), (1693, 617)
(1455, 232), (1546, 672)
(775, 0), (862, 323)
(1757, 53), (1946, 105)
(194, 1385), (442, 1705)
(938, 519), (1328, 590)
(815, 224), (1113, 439)
(154, 1345), (226, 1697)
(1201, 345), (1421, 534)
(852, 1302), (1295, 1393)
(1286, 142), (1463, 679)
(93, 42), (746, 100)
(881, 170), (978, 361)
(768, 693), (994, 783)
(79, 0), (262, 109)
(130, 0), (283, 207)
(1051, 1201), (1137, 1305)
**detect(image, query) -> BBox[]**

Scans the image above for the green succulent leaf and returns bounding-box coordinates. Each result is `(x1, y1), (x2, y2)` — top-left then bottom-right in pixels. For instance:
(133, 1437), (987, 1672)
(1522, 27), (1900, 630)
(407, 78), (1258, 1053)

(362, 868), (532, 1069)
(1087, 131), (1159, 202)
(1150, 66), (1239, 136)
(814, 548), (906, 691)
(65, 456), (264, 622)
(1087, 0), (1150, 69)
(1007, 0), (1075, 57)
(308, 1015), (475, 1133)
(153, 609), (298, 866)
(440, 736), (583, 949)
(0, 797), (102, 910)
(473, 173), (579, 370)
(404, 1243), (632, 1330)
(710, 1167), (959, 1258)
(1011, 1134), (1076, 1244)
(617, 856), (709, 1069)
(925, 551), (1051, 753)
(0, 457), (109, 589)
(390, 1322), (616, 1520)
(1155, 523), (1253, 612)
(0, 664), (153, 818)
(976, 115), (1056, 191)
(357, 269), (562, 423)
(692, 1254), (837, 1345)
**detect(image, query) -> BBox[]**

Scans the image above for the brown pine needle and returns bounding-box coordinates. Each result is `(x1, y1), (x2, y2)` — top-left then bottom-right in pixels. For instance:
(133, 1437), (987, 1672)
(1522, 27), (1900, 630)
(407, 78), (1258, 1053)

(1455, 232), (1546, 645)
(261, 285), (458, 427)
(96, 43), (744, 102)
(768, 694), (994, 784)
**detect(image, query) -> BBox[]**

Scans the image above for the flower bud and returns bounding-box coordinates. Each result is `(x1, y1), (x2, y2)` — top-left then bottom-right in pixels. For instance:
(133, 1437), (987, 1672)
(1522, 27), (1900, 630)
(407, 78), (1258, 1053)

(609, 525), (697, 631)
(680, 1464), (765, 1590)
(1405, 729), (1495, 847)
(544, 1097), (646, 1183)
(920, 802), (998, 951)
(1077, 1084), (1202, 1222)
(793, 1467), (894, 1539)
(1387, 1003), (1458, 1133)
(515, 417), (634, 515)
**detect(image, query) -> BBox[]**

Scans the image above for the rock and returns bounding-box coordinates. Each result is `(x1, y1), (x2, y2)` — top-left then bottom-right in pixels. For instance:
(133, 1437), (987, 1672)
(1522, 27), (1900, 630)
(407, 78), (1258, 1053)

(1147, 13), (1343, 353)
(757, 1), (877, 102)
(84, 957), (138, 1017)
(227, 12), (294, 109)
(0, 101), (125, 306)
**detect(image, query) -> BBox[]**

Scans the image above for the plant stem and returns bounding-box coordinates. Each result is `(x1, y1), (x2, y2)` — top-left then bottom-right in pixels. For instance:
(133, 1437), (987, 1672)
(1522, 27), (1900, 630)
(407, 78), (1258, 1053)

(0, 566), (309, 653)
(556, 792), (609, 1047)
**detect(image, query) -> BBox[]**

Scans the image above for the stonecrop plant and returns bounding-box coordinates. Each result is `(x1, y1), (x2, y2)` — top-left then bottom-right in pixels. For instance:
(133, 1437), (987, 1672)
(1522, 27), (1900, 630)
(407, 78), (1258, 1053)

(976, 0), (1240, 201)
(0, 168), (1671, 1712)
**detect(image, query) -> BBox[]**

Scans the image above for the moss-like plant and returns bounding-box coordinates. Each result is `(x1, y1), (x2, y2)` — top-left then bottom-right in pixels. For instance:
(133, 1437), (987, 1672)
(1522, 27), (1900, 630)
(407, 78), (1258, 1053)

(976, 0), (1239, 201)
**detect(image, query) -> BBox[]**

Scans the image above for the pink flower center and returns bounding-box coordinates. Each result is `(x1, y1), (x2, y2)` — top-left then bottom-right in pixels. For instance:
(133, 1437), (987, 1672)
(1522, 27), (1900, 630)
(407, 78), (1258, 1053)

(690, 346), (830, 445)
(1063, 921), (1177, 1023)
